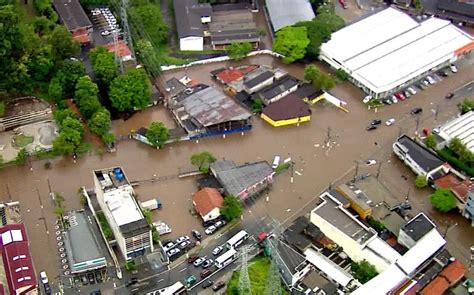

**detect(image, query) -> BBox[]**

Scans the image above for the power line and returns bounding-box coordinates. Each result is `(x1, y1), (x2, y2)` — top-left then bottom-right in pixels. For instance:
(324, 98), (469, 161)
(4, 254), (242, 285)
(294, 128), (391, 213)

(238, 245), (252, 295)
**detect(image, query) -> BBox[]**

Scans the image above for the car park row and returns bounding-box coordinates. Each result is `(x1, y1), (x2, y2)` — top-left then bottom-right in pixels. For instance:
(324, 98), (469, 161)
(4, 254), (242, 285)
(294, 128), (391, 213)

(90, 7), (121, 37)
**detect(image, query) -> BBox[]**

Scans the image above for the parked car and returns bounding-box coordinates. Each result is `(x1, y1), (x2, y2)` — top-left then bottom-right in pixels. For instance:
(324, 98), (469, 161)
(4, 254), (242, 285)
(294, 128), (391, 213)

(39, 271), (48, 284)
(193, 256), (207, 267)
(403, 90), (411, 98)
(363, 95), (372, 104)
(438, 70), (449, 77)
(370, 119), (382, 126)
(426, 76), (436, 84)
(212, 281), (226, 291)
(90, 291), (101, 295)
(366, 125), (377, 131)
(44, 283), (52, 295)
(365, 160), (377, 166)
(445, 92), (454, 99)
(186, 275), (197, 287)
(407, 87), (417, 95)
(202, 280), (214, 289)
(188, 256), (199, 264)
(391, 95), (398, 103)
(200, 269), (212, 279)
(126, 277), (139, 287)
(339, 0), (347, 8)
(411, 107), (423, 115)
(385, 118), (396, 126)
(382, 97), (393, 105)
(162, 241), (175, 252)
(422, 79), (430, 86)
(202, 259), (214, 268)
(450, 64), (458, 73)
(192, 230), (202, 241)
(417, 83), (425, 89)
(202, 220), (215, 227)
(95, 272), (103, 283)
(100, 30), (110, 36)
(176, 236), (190, 244)
(81, 275), (88, 285)
(87, 272), (95, 284)
(167, 248), (181, 257)
(214, 220), (226, 228)
(205, 225), (217, 235)
(212, 246), (224, 256)
(178, 240), (191, 250)
(394, 92), (406, 101)
(272, 155), (280, 169)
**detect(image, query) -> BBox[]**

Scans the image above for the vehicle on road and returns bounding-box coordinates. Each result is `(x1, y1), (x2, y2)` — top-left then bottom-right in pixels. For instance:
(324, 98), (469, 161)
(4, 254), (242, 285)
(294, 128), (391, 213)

(202, 280), (214, 289)
(141, 198), (162, 210)
(450, 64), (458, 73)
(167, 248), (180, 257)
(411, 107), (423, 115)
(200, 269), (212, 279)
(445, 92), (454, 99)
(363, 95), (372, 104)
(158, 281), (186, 294)
(215, 248), (238, 268)
(188, 256), (199, 264)
(226, 230), (249, 249)
(192, 229), (202, 240)
(272, 155), (281, 169)
(205, 225), (217, 235)
(126, 277), (139, 287)
(185, 275), (197, 287)
(163, 241), (175, 252)
(426, 76), (436, 84)
(214, 220), (226, 228)
(370, 119), (382, 126)
(202, 259), (214, 268)
(212, 281), (226, 291)
(39, 271), (48, 284)
(193, 256), (207, 267)
(385, 118), (396, 126)
(407, 87), (417, 95)
(44, 283), (52, 295)
(175, 236), (189, 244)
(212, 246), (224, 256)
(365, 160), (377, 166)
(339, 0), (347, 8)
(366, 125), (377, 131)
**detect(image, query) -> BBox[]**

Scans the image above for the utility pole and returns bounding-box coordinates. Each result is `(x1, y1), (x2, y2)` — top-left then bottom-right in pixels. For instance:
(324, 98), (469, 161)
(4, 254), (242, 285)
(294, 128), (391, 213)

(353, 161), (359, 182)
(120, 0), (135, 61)
(264, 258), (282, 295)
(435, 104), (440, 121)
(325, 126), (332, 146)
(414, 115), (421, 136)
(405, 187), (411, 201)
(443, 221), (458, 238)
(5, 184), (12, 202)
(238, 246), (252, 295)
(376, 162), (383, 179)
(112, 30), (123, 73)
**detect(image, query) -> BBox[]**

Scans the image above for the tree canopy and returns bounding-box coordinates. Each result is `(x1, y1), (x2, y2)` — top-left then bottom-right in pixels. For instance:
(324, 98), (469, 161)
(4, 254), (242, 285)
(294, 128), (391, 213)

(53, 115), (85, 155)
(74, 76), (101, 120)
(89, 47), (118, 88)
(89, 108), (111, 136)
(351, 260), (378, 284)
(136, 39), (162, 78)
(109, 69), (151, 111)
(191, 151), (216, 173)
(430, 188), (457, 213)
(145, 122), (169, 148)
(304, 64), (335, 90)
(220, 195), (243, 221)
(49, 26), (80, 63)
(457, 99), (474, 115)
(227, 42), (252, 61)
(129, 4), (168, 46)
(424, 134), (437, 149)
(415, 175), (428, 189)
(272, 26), (310, 64)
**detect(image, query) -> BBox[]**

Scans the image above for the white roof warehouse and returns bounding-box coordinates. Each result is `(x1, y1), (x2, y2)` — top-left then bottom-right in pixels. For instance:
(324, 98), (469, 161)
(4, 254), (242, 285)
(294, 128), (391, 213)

(319, 7), (473, 98)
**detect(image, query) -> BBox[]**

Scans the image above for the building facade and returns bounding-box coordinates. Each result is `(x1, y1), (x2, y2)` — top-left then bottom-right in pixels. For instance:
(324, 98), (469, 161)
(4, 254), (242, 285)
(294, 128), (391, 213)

(463, 191), (474, 226)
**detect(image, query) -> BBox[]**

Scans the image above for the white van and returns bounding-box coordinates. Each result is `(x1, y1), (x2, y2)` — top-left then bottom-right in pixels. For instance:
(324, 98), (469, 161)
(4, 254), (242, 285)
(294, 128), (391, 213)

(272, 156), (281, 169)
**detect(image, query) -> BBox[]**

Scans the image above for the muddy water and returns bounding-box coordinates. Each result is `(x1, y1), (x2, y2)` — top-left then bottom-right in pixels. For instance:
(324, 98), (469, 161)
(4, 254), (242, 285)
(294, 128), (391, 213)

(1, 55), (473, 280)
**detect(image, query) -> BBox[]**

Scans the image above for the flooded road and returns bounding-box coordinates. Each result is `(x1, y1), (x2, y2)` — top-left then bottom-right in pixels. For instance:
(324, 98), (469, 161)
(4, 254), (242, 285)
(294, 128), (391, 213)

(0, 54), (473, 282)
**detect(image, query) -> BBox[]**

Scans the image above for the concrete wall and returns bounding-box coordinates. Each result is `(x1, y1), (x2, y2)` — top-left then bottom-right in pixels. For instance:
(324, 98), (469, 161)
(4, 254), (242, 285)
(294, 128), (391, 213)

(260, 113), (311, 127)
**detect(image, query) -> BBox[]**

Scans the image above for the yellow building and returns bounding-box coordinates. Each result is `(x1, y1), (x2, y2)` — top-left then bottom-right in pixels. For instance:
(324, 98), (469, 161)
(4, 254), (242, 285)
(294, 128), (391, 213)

(260, 94), (312, 127)
(336, 184), (372, 220)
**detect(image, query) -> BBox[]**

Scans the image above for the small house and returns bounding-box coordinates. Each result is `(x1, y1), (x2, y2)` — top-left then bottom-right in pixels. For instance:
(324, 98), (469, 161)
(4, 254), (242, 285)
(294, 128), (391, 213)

(192, 188), (224, 222)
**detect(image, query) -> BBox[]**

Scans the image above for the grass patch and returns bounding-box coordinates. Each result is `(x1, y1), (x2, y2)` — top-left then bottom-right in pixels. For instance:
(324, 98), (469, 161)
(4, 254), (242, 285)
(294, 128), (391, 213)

(437, 147), (474, 177)
(0, 101), (5, 117)
(274, 162), (291, 174)
(227, 255), (288, 295)
(12, 134), (34, 148)
(96, 211), (113, 240)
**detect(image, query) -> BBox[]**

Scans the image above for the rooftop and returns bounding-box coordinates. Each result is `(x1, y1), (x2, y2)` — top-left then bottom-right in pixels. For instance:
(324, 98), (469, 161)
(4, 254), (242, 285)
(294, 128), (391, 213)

(103, 41), (132, 58)
(52, 0), (92, 32)
(259, 76), (299, 102)
(164, 78), (187, 98)
(438, 111), (474, 153)
(320, 7), (473, 94)
(209, 10), (259, 45)
(396, 135), (444, 172)
(351, 175), (400, 208)
(400, 212), (435, 242)
(336, 183), (373, 212)
(261, 94), (312, 121)
(172, 85), (252, 128)
(282, 216), (312, 252)
(293, 84), (324, 100)
(265, 0), (315, 32)
(434, 173), (474, 203)
(437, 0), (474, 19)
(243, 70), (274, 89)
(372, 205), (406, 235)
(304, 248), (355, 288)
(173, 0), (212, 38)
(192, 188), (224, 216)
(63, 211), (106, 272)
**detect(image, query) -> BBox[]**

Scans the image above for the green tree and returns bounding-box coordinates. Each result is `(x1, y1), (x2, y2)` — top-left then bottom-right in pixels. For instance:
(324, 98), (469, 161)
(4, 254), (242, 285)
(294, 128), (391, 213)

(129, 4), (169, 46)
(32, 16), (55, 36)
(424, 134), (437, 149)
(34, 0), (58, 22)
(136, 39), (162, 78)
(273, 26), (310, 64)
(351, 260), (378, 284)
(191, 151), (216, 173)
(15, 148), (28, 166)
(48, 72), (65, 103)
(220, 195), (243, 221)
(430, 188), (457, 213)
(145, 122), (169, 148)
(53, 116), (84, 155)
(74, 76), (101, 119)
(89, 108), (111, 136)
(449, 138), (465, 156)
(109, 69), (151, 111)
(49, 26), (80, 63)
(0, 101), (5, 117)
(62, 59), (86, 97)
(304, 64), (319, 82)
(227, 42), (252, 61)
(53, 108), (76, 126)
(304, 64), (335, 90)
(457, 99), (474, 114)
(102, 132), (116, 145)
(89, 47), (118, 88)
(415, 175), (428, 188)
(27, 45), (54, 82)
(335, 69), (349, 81)
(251, 98), (264, 114)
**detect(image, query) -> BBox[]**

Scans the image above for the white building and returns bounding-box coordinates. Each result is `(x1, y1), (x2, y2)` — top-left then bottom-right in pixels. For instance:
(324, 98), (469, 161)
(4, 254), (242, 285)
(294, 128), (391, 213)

(319, 7), (473, 99)
(93, 167), (153, 260)
(173, 0), (211, 51)
(265, 0), (315, 32)
(435, 111), (474, 153)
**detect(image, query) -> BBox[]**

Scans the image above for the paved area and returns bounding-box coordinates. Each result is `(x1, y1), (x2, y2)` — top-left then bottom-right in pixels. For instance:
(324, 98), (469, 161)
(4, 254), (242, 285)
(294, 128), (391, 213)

(0, 52), (472, 293)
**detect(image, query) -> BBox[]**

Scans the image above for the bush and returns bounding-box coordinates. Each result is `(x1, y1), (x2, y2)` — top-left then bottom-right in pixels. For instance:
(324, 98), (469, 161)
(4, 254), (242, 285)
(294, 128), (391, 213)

(415, 175), (428, 188)
(424, 134), (437, 149)
(367, 217), (385, 232)
(351, 260), (378, 283)
(96, 211), (113, 240)
(437, 148), (474, 177)
(125, 260), (136, 272)
(335, 69), (349, 81)
(430, 188), (458, 213)
(15, 148), (28, 166)
(274, 162), (291, 174)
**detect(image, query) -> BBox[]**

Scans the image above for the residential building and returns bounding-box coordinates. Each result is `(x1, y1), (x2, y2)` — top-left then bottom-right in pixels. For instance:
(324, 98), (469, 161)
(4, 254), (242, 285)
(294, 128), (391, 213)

(0, 224), (37, 295)
(265, 0), (315, 33)
(464, 190), (474, 226)
(173, 0), (212, 51)
(434, 111), (473, 153)
(93, 167), (153, 260)
(422, 0), (474, 26)
(242, 70), (275, 94)
(258, 76), (299, 105)
(210, 160), (274, 200)
(53, 0), (93, 44)
(63, 211), (107, 274)
(261, 94), (312, 127)
(293, 84), (325, 104)
(393, 135), (446, 178)
(433, 173), (474, 212)
(192, 188), (224, 222)
(319, 7), (473, 99)
(336, 184), (373, 220)
(104, 41), (133, 62)
(420, 259), (466, 294)
(168, 84), (252, 138)
(398, 213), (436, 249)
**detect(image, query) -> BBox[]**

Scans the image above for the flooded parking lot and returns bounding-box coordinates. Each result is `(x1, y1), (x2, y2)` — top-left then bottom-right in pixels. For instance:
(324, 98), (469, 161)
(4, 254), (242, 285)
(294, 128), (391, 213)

(0, 53), (473, 283)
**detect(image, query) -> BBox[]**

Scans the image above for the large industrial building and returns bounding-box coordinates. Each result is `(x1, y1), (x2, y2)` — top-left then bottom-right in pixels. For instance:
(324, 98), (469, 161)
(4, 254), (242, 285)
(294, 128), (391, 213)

(435, 110), (473, 153)
(94, 167), (153, 260)
(319, 7), (473, 99)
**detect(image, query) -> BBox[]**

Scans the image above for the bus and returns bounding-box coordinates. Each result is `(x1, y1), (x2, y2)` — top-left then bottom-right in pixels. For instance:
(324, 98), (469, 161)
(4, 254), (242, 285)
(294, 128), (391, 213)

(149, 281), (187, 295)
(215, 248), (237, 269)
(225, 230), (249, 249)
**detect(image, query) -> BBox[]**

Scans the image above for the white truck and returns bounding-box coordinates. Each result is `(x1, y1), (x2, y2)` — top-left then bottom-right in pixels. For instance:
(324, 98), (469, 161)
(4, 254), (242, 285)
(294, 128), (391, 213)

(153, 222), (171, 235)
(141, 199), (162, 211)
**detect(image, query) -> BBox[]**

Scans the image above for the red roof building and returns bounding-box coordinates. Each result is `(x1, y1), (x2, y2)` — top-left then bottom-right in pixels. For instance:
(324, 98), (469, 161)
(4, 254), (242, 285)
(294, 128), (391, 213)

(434, 173), (474, 203)
(0, 224), (37, 295)
(215, 65), (259, 84)
(420, 259), (466, 295)
(104, 41), (133, 62)
(192, 188), (224, 222)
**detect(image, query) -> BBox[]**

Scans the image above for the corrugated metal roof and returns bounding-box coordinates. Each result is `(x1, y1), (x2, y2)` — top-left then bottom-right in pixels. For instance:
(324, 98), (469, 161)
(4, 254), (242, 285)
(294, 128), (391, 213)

(265, 0), (315, 31)
(53, 0), (92, 32)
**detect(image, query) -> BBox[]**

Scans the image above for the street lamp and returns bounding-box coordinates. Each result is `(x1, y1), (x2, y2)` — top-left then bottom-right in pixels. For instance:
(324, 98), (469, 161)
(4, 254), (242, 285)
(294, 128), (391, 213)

(443, 221), (458, 238)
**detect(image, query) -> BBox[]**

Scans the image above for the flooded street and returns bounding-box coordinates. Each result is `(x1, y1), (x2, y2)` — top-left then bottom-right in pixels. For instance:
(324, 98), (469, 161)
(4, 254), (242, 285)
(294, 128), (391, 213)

(0, 54), (473, 281)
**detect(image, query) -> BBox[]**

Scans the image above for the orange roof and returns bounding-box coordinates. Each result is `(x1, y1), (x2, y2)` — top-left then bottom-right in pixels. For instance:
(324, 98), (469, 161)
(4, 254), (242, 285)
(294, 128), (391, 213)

(72, 32), (90, 44)
(192, 188), (224, 217)
(104, 41), (132, 58)
(420, 277), (449, 295)
(434, 174), (474, 202)
(216, 68), (244, 84)
(440, 259), (466, 285)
